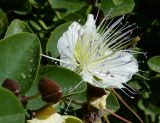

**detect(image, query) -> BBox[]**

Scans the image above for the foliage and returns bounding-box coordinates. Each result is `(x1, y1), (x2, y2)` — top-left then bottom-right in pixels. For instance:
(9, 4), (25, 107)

(0, 0), (160, 123)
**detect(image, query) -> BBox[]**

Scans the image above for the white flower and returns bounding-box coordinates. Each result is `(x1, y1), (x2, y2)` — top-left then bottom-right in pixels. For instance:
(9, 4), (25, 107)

(56, 14), (138, 89)
(27, 113), (65, 123)
(27, 106), (83, 123)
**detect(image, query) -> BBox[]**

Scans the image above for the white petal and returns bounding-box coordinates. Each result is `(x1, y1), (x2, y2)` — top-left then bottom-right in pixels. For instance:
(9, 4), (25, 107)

(83, 14), (96, 36)
(88, 51), (138, 88)
(80, 71), (93, 84)
(57, 22), (81, 70)
(27, 113), (64, 123)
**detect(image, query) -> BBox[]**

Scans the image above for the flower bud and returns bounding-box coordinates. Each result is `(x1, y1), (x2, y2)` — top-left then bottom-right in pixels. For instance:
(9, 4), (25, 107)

(38, 77), (62, 103)
(87, 84), (106, 100)
(2, 78), (21, 97)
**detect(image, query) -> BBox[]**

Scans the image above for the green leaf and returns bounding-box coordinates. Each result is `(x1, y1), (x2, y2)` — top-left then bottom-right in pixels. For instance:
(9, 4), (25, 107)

(27, 92), (47, 110)
(1, 0), (31, 15)
(29, 0), (47, 7)
(63, 115), (83, 123)
(39, 66), (87, 96)
(101, 0), (135, 18)
(147, 56), (160, 73)
(46, 22), (72, 58)
(64, 5), (91, 24)
(138, 100), (160, 122)
(112, 0), (123, 6)
(69, 91), (87, 110)
(26, 76), (47, 110)
(27, 65), (86, 110)
(48, 0), (85, 16)
(106, 91), (120, 112)
(5, 19), (33, 37)
(0, 32), (41, 94)
(0, 87), (25, 123)
(0, 9), (8, 37)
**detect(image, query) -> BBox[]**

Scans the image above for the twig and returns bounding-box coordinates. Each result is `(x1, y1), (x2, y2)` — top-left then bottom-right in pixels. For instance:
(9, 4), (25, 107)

(112, 89), (144, 123)
(103, 109), (132, 123)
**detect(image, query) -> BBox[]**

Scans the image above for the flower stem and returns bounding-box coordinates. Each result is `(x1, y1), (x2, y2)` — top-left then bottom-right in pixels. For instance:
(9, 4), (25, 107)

(26, 93), (41, 100)
(103, 109), (132, 123)
(112, 89), (144, 123)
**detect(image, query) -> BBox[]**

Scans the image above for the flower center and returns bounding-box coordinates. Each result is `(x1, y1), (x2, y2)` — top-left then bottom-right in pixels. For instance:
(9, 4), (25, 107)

(73, 32), (109, 73)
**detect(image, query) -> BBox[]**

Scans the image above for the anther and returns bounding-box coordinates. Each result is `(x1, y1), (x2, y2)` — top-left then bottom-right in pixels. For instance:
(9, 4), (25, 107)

(138, 61), (145, 63)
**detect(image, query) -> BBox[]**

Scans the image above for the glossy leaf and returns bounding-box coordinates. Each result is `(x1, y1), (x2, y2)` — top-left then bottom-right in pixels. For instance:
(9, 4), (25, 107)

(63, 115), (83, 123)
(0, 87), (25, 123)
(46, 22), (72, 58)
(101, 0), (135, 18)
(69, 91), (87, 110)
(39, 66), (87, 96)
(26, 77), (47, 110)
(0, 9), (8, 37)
(147, 56), (160, 73)
(5, 19), (33, 37)
(112, 0), (123, 6)
(27, 65), (86, 110)
(106, 91), (120, 112)
(0, 32), (41, 94)
(48, 0), (85, 16)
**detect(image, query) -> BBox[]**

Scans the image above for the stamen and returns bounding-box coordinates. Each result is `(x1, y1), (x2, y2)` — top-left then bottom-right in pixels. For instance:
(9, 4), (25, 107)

(120, 23), (136, 32)
(125, 50), (147, 58)
(123, 85), (139, 94)
(97, 8), (113, 31)
(138, 61), (145, 63)
(135, 73), (149, 80)
(120, 89), (134, 99)
(68, 80), (84, 94)
(41, 54), (76, 65)
(95, 7), (100, 23)
(107, 30), (133, 48)
(64, 96), (73, 114)
(138, 69), (149, 73)
(98, 22), (123, 50)
(123, 83), (139, 93)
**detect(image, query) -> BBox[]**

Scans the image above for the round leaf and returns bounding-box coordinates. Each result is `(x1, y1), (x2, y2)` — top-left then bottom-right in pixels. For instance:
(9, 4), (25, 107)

(26, 77), (47, 110)
(0, 32), (41, 94)
(48, 0), (85, 16)
(147, 56), (160, 73)
(63, 115), (83, 123)
(46, 22), (72, 58)
(0, 9), (8, 37)
(0, 87), (25, 123)
(106, 91), (120, 112)
(39, 66), (87, 96)
(5, 19), (33, 37)
(27, 66), (87, 110)
(101, 0), (135, 18)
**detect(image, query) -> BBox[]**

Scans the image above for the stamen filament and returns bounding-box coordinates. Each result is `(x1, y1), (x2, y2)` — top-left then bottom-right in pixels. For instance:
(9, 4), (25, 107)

(41, 54), (77, 65)
(68, 80), (84, 94)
